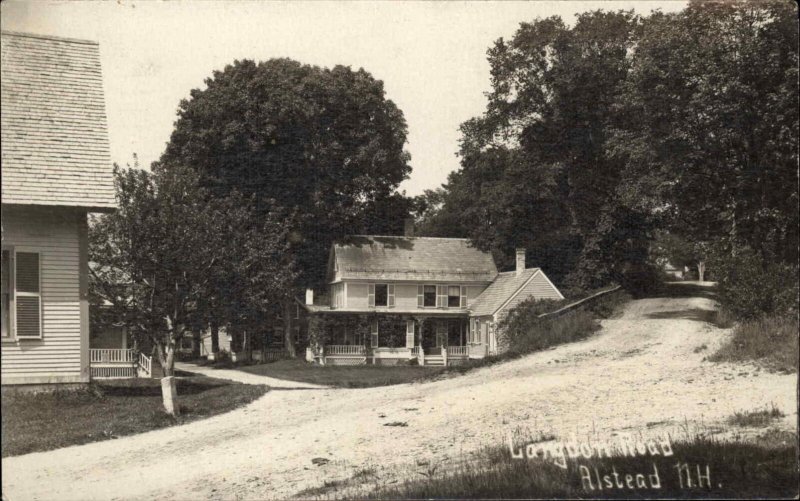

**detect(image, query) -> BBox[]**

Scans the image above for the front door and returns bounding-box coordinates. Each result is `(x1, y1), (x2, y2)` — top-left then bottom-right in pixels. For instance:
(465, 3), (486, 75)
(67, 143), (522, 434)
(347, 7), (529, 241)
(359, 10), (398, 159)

(488, 323), (497, 355)
(435, 321), (448, 348)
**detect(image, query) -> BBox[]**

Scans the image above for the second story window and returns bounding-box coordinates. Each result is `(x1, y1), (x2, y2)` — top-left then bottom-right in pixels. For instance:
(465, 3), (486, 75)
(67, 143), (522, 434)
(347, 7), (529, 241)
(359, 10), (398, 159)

(423, 285), (436, 307)
(447, 286), (461, 307)
(369, 283), (394, 307)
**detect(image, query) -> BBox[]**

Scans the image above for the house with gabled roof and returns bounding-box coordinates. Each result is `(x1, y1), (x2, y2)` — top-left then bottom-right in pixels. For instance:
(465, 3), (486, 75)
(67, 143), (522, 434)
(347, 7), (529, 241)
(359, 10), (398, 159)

(306, 222), (563, 366)
(1, 31), (117, 386)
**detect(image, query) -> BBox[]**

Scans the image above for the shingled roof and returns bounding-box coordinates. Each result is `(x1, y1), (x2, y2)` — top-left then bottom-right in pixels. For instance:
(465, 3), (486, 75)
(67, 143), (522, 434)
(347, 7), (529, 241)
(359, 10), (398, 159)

(469, 268), (543, 317)
(329, 236), (498, 283)
(1, 31), (115, 210)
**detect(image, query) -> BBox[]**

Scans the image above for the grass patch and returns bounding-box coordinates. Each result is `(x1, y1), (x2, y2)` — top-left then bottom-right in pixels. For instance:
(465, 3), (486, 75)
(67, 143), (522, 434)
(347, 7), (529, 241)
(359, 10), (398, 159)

(1, 376), (267, 457)
(237, 358), (451, 388)
(727, 405), (785, 427)
(357, 435), (799, 499)
(709, 315), (799, 373)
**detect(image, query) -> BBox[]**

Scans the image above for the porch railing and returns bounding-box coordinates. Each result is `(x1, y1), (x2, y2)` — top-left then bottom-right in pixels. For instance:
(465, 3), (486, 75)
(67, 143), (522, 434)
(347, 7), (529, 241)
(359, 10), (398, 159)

(326, 345), (366, 356)
(138, 352), (152, 377)
(90, 348), (136, 364)
(447, 346), (469, 357)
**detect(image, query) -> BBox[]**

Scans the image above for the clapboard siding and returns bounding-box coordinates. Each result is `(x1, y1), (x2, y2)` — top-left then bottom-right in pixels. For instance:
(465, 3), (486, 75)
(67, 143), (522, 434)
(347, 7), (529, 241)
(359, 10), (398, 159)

(1, 206), (89, 384)
(495, 271), (563, 324)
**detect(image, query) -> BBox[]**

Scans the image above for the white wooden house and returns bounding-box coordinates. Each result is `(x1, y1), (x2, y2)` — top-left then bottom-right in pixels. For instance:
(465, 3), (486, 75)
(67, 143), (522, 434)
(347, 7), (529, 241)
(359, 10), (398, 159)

(307, 226), (563, 366)
(1, 32), (117, 386)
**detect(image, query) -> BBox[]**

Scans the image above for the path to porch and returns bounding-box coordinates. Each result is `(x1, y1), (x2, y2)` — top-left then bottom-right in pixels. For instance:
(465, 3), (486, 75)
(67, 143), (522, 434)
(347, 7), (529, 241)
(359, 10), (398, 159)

(173, 362), (328, 389)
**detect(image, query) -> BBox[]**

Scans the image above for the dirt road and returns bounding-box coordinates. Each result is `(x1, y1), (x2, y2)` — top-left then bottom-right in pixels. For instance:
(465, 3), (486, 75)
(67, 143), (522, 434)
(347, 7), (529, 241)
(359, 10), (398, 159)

(3, 287), (796, 500)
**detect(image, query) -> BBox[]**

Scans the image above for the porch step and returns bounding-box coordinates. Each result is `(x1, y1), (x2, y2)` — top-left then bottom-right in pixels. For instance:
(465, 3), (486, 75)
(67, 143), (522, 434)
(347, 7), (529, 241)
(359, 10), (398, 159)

(424, 355), (445, 366)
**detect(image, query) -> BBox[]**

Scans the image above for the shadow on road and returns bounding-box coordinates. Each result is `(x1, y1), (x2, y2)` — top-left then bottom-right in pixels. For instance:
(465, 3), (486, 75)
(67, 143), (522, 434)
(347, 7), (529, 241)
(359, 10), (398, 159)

(649, 282), (718, 300)
(645, 308), (717, 323)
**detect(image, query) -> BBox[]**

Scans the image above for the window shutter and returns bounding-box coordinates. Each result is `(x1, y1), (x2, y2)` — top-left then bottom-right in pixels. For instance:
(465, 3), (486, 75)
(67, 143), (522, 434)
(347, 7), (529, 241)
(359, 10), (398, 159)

(15, 251), (41, 338)
(406, 320), (415, 348)
(417, 285), (424, 307)
(371, 319), (379, 347)
(436, 285), (445, 308)
(460, 286), (467, 308)
(388, 284), (395, 307)
(368, 284), (375, 307)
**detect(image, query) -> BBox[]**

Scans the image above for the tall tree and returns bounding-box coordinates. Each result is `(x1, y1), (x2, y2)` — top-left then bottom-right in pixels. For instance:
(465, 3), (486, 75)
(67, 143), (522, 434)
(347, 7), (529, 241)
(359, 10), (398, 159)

(158, 59), (412, 354)
(610, 0), (799, 265)
(89, 164), (295, 375)
(426, 11), (648, 286)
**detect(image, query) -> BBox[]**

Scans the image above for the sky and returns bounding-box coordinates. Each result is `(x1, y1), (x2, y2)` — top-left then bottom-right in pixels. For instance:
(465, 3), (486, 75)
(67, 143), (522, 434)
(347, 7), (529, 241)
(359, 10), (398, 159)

(1, 0), (686, 195)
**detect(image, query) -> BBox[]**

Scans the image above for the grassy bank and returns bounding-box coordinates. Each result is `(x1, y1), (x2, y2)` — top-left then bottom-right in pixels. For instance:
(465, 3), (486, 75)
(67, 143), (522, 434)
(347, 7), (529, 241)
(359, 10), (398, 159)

(709, 315), (799, 373)
(501, 289), (631, 355)
(354, 434), (798, 499)
(1, 376), (267, 457)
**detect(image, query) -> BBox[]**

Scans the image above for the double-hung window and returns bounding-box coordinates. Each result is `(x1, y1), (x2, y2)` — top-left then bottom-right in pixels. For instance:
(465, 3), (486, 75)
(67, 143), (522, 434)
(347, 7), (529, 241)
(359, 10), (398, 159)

(2, 249), (42, 340)
(417, 285), (437, 307)
(447, 286), (461, 307)
(369, 284), (394, 308)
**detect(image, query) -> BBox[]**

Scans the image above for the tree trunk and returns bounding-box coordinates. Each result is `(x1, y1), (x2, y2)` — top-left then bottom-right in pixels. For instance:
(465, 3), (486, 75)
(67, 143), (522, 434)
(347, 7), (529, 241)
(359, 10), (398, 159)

(155, 341), (176, 377)
(191, 329), (201, 359)
(284, 300), (296, 358)
(697, 261), (706, 282)
(210, 321), (220, 355)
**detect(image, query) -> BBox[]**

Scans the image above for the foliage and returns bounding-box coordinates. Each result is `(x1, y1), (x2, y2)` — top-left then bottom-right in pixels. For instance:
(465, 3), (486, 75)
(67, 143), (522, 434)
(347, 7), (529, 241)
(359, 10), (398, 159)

(709, 314), (799, 373)
(423, 1), (797, 294)
(158, 58), (412, 290)
(709, 246), (799, 320)
(503, 309), (600, 355)
(500, 289), (630, 354)
(89, 164), (295, 376)
(612, 0), (799, 265)
(651, 231), (710, 279)
(307, 313), (373, 349)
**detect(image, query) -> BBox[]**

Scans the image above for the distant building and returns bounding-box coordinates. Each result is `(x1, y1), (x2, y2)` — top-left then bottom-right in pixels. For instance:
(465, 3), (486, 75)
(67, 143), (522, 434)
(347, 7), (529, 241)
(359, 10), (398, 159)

(307, 223), (563, 366)
(1, 32), (116, 386)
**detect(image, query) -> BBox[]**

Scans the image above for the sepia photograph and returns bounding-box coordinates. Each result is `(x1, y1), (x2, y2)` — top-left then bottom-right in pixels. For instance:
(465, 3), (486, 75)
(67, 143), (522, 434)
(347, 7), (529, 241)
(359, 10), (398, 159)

(1, 0), (798, 499)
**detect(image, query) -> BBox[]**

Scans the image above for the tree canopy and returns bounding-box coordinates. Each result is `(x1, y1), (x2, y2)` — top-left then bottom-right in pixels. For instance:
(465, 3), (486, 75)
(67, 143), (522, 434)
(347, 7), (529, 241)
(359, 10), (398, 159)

(159, 58), (412, 289)
(421, 0), (798, 292)
(89, 163), (295, 374)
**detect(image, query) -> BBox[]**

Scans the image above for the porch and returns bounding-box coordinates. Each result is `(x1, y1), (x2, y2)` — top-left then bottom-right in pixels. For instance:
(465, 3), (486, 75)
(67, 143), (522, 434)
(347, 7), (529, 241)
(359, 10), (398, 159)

(89, 349), (153, 379)
(310, 315), (487, 366)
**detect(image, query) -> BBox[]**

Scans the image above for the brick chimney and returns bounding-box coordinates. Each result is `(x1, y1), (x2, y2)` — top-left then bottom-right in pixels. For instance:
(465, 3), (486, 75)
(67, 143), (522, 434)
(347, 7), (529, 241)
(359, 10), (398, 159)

(404, 218), (415, 237)
(515, 248), (526, 276)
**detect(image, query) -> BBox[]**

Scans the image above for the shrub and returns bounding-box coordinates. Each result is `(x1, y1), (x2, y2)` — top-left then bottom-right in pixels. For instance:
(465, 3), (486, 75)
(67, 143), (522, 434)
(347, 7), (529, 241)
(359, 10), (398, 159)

(619, 262), (663, 298)
(499, 290), (630, 355)
(502, 309), (600, 355)
(585, 290), (632, 319)
(710, 247), (798, 320)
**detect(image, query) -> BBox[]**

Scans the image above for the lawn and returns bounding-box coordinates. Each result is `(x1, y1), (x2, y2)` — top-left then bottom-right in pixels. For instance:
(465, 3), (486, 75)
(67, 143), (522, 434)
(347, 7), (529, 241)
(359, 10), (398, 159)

(235, 358), (452, 388)
(1, 376), (267, 457)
